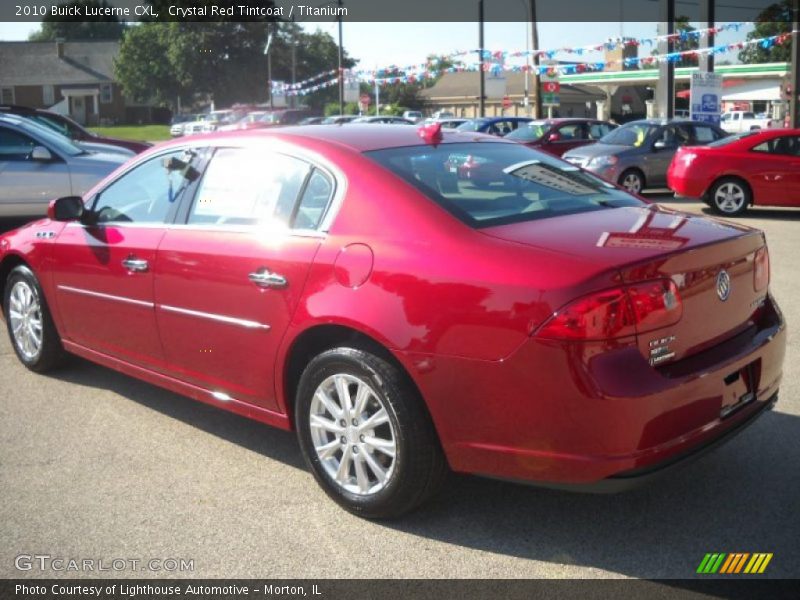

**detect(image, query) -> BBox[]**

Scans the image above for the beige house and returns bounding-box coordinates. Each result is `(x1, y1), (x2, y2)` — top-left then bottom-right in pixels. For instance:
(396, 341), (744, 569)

(0, 40), (132, 125)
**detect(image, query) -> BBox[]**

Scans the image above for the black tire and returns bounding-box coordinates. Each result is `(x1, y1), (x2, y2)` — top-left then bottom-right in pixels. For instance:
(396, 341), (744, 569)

(618, 169), (645, 195)
(709, 177), (751, 216)
(3, 265), (66, 372)
(295, 346), (447, 519)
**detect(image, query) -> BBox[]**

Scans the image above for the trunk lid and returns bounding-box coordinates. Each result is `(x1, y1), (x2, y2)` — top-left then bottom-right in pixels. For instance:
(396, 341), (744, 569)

(482, 205), (766, 364)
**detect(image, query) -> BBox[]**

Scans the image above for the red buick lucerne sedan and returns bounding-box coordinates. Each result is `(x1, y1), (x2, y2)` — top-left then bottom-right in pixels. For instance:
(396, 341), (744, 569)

(668, 128), (800, 216)
(0, 124), (786, 518)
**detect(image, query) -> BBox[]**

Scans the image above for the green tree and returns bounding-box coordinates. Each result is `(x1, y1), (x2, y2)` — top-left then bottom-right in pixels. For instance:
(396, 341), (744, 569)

(114, 23), (184, 109)
(114, 20), (354, 111)
(739, 1), (792, 63)
(28, 0), (126, 40)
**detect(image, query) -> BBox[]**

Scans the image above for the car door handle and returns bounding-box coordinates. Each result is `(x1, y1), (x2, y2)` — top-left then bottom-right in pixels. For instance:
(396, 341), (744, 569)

(122, 257), (149, 272)
(248, 268), (287, 289)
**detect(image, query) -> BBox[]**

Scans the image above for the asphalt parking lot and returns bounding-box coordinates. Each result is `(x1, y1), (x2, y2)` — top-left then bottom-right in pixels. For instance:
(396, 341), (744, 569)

(0, 194), (798, 580)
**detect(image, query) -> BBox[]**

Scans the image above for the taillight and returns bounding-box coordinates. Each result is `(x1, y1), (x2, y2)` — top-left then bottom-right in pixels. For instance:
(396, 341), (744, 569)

(535, 279), (682, 341)
(754, 246), (770, 291)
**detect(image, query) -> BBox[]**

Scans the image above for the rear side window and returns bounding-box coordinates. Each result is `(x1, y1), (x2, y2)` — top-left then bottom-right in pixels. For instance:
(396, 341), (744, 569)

(187, 148), (334, 230)
(295, 169), (334, 230)
(751, 136), (800, 156)
(692, 125), (721, 143)
(365, 142), (643, 228)
(556, 123), (586, 140)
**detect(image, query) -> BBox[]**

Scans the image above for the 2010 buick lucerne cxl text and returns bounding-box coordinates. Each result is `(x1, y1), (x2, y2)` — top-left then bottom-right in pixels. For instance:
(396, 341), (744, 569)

(0, 124), (786, 518)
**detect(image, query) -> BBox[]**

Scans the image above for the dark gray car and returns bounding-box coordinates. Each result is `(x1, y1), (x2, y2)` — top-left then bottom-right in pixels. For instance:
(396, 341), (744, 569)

(562, 119), (727, 194)
(0, 115), (126, 217)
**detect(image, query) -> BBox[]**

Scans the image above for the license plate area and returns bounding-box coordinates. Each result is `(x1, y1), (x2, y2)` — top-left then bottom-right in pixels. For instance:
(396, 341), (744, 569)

(720, 360), (760, 419)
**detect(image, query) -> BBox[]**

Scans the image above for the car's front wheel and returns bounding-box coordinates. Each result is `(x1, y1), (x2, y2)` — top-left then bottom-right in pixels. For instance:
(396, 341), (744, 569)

(619, 169), (645, 194)
(3, 265), (66, 372)
(295, 346), (446, 519)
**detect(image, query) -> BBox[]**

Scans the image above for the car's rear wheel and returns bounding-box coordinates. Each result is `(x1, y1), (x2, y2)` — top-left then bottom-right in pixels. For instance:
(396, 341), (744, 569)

(709, 178), (750, 216)
(619, 169), (645, 194)
(3, 265), (66, 372)
(295, 346), (446, 519)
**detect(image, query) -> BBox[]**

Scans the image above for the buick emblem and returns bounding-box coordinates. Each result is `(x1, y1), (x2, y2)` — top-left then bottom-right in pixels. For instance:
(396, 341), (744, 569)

(716, 270), (731, 302)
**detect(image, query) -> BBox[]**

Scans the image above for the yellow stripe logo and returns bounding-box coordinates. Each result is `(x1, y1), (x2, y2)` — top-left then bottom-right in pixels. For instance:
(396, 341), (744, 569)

(698, 553), (773, 574)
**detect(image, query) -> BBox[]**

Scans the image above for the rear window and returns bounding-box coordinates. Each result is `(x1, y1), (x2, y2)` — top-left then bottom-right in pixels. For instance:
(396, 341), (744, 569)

(365, 142), (644, 228)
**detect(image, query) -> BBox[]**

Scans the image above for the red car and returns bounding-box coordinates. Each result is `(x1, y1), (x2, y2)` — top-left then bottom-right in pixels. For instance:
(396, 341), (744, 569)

(504, 118), (617, 156)
(668, 128), (800, 216)
(0, 125), (785, 518)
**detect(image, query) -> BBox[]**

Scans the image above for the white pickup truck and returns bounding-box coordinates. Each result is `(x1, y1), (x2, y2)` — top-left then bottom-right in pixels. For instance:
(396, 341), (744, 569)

(720, 111), (772, 133)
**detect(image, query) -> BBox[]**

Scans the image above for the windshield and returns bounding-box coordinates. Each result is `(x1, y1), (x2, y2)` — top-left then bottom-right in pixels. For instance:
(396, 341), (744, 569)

(17, 118), (84, 156)
(27, 114), (80, 138)
(365, 142), (644, 228)
(505, 121), (550, 142)
(600, 123), (658, 147)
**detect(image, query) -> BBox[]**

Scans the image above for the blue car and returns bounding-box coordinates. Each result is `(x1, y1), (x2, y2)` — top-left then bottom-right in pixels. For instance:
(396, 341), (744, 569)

(456, 117), (533, 136)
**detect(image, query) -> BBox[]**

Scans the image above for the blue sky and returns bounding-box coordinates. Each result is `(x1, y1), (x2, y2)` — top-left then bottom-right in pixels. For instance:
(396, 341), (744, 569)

(0, 20), (754, 69)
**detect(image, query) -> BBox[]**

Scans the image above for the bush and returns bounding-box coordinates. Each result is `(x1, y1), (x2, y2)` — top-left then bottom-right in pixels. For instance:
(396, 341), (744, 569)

(324, 101), (360, 116)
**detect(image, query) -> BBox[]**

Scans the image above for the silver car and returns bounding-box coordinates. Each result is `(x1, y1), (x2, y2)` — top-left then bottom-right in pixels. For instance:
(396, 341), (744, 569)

(0, 115), (127, 217)
(562, 119), (727, 194)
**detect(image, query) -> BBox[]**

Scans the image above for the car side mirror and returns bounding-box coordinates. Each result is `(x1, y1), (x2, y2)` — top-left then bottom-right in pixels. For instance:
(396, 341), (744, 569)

(47, 196), (84, 221)
(546, 132), (561, 142)
(30, 146), (52, 161)
(653, 140), (674, 151)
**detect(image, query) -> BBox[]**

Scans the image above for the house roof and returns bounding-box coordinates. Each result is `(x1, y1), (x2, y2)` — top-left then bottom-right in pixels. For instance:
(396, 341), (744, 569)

(420, 71), (606, 102)
(0, 41), (119, 87)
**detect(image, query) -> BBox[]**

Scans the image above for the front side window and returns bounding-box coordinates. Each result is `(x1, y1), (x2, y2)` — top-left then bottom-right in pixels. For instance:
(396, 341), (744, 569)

(187, 148), (312, 228)
(366, 142), (643, 228)
(0, 126), (37, 161)
(92, 150), (197, 224)
(555, 123), (587, 140)
(589, 123), (614, 140)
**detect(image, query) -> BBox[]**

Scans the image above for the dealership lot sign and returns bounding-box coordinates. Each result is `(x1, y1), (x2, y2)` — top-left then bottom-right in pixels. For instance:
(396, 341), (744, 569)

(690, 72), (723, 125)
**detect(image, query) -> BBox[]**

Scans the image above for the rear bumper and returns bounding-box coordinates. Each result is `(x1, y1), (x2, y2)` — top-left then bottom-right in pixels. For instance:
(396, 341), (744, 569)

(666, 171), (710, 199)
(405, 294), (786, 488)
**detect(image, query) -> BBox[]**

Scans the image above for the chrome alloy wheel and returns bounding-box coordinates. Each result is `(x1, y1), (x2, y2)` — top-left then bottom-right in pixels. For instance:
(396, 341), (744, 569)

(621, 172), (643, 194)
(309, 373), (397, 495)
(714, 182), (746, 213)
(8, 281), (43, 360)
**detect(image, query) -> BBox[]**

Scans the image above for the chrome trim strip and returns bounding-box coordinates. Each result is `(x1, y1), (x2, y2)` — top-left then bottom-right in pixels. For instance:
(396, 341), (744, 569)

(57, 285), (154, 308)
(158, 304), (270, 330)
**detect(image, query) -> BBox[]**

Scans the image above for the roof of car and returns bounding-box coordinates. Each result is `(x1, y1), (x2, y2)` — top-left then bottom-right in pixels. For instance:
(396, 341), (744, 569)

(190, 124), (511, 153)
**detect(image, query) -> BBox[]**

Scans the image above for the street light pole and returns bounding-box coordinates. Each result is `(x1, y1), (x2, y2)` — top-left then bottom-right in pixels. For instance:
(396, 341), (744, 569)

(337, 0), (344, 114)
(478, 0), (485, 117)
(530, 0), (541, 119)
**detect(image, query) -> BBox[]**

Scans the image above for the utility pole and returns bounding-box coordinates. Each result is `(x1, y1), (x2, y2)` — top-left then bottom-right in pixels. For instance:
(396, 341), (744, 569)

(337, 0), (344, 114)
(530, 0), (541, 118)
(699, 0), (714, 73)
(478, 0), (485, 117)
(656, 0), (675, 119)
(792, 0), (800, 127)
